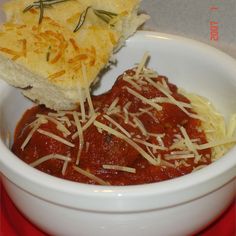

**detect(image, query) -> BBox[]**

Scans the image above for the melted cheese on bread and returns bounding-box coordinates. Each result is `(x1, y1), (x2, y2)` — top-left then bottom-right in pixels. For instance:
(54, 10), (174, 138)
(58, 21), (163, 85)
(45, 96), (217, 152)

(0, 0), (148, 110)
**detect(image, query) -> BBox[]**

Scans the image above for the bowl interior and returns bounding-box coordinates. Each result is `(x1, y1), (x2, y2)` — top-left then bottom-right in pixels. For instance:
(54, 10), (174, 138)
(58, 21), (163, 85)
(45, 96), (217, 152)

(0, 31), (236, 196)
(1, 31), (236, 160)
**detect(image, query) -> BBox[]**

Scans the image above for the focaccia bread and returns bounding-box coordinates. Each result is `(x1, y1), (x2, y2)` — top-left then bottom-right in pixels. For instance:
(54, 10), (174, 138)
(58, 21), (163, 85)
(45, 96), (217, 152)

(0, 0), (149, 110)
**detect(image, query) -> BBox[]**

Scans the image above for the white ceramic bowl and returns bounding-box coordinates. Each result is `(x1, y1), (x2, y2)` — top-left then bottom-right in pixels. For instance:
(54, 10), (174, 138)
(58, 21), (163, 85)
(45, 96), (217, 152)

(0, 31), (236, 236)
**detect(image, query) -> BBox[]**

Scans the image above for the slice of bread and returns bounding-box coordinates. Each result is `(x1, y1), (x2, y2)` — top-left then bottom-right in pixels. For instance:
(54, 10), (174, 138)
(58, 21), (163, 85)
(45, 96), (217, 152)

(0, 0), (149, 110)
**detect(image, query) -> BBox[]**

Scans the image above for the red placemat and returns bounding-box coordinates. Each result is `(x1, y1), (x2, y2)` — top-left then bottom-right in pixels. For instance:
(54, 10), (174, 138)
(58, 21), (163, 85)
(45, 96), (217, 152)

(0, 182), (235, 236)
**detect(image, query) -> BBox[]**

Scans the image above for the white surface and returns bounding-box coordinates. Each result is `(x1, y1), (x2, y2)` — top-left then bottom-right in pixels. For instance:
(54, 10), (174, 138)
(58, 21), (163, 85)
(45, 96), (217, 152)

(0, 31), (236, 236)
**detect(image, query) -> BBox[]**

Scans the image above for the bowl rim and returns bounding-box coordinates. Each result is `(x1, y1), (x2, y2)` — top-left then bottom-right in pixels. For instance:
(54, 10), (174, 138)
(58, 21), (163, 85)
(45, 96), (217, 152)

(0, 31), (236, 210)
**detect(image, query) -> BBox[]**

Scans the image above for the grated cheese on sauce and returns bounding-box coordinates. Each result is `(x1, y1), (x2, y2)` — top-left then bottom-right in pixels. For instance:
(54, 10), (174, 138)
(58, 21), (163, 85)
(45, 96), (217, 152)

(179, 126), (201, 163)
(102, 164), (136, 173)
(30, 153), (71, 176)
(37, 129), (75, 147)
(21, 117), (48, 150)
(126, 86), (162, 111)
(94, 120), (159, 166)
(82, 63), (95, 116)
(73, 166), (109, 185)
(103, 114), (132, 138)
(72, 111), (84, 165)
(145, 77), (204, 120)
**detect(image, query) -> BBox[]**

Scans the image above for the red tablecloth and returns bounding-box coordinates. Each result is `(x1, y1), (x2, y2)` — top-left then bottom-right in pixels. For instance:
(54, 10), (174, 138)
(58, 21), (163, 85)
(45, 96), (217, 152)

(0, 183), (235, 236)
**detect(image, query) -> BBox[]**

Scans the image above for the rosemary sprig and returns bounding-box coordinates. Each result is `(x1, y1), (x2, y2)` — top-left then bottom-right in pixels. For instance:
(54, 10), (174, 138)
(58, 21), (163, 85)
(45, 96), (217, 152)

(73, 6), (90, 33)
(39, 0), (44, 24)
(23, 0), (70, 24)
(93, 9), (117, 24)
(46, 46), (51, 61)
(73, 7), (118, 33)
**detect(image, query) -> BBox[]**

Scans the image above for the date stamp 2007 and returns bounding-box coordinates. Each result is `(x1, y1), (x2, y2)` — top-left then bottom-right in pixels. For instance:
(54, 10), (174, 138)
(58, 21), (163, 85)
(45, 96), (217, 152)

(209, 6), (219, 41)
(210, 21), (219, 41)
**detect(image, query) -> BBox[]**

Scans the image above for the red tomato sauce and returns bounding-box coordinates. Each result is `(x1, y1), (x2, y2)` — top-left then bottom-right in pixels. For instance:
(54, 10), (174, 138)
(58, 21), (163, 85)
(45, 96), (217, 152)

(12, 69), (211, 185)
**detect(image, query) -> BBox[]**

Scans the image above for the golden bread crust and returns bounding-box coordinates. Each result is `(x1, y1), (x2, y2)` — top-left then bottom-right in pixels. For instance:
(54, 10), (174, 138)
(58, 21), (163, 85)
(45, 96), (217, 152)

(0, 0), (148, 109)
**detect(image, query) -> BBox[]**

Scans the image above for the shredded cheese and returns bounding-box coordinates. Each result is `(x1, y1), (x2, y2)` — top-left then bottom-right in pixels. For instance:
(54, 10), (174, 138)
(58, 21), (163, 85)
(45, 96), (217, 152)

(62, 160), (69, 176)
(72, 113), (98, 139)
(135, 52), (149, 79)
(138, 108), (159, 123)
(164, 153), (195, 160)
(179, 126), (201, 163)
(133, 138), (167, 151)
(94, 121), (159, 166)
(72, 111), (84, 165)
(102, 164), (136, 173)
(73, 166), (109, 185)
(81, 63), (95, 116)
(77, 83), (86, 122)
(103, 114), (131, 138)
(151, 97), (192, 109)
(132, 116), (148, 136)
(36, 114), (71, 136)
(56, 116), (72, 127)
(126, 86), (162, 111)
(21, 117), (47, 150)
(123, 75), (142, 91)
(145, 77), (203, 120)
(196, 137), (236, 150)
(146, 146), (161, 165)
(227, 114), (236, 138)
(123, 102), (132, 124)
(106, 97), (119, 115)
(37, 129), (75, 147)
(30, 154), (71, 168)
(160, 159), (176, 168)
(82, 113), (98, 131)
